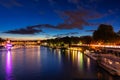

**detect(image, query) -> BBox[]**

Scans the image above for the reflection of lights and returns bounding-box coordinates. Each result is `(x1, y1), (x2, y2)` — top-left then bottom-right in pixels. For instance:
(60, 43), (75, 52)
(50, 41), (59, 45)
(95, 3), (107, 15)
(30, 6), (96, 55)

(72, 51), (75, 62)
(71, 50), (78, 64)
(37, 46), (40, 62)
(87, 58), (90, 69)
(67, 50), (70, 60)
(6, 51), (11, 70)
(78, 51), (83, 69)
(75, 51), (77, 58)
(58, 50), (61, 62)
(54, 49), (56, 53)
(69, 47), (82, 51)
(58, 50), (61, 54)
(6, 50), (12, 80)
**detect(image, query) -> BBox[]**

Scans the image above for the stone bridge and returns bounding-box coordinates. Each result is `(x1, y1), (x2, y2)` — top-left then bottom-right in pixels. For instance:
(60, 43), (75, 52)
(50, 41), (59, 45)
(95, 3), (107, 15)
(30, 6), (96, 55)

(11, 40), (41, 46)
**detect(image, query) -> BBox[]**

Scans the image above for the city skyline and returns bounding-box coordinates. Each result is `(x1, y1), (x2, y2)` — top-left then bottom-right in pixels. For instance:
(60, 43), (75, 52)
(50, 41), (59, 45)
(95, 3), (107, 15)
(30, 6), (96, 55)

(0, 0), (120, 40)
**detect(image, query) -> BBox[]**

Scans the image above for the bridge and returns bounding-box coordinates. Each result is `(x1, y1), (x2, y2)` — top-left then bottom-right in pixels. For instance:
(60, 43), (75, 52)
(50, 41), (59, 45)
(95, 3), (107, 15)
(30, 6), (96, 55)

(11, 40), (41, 46)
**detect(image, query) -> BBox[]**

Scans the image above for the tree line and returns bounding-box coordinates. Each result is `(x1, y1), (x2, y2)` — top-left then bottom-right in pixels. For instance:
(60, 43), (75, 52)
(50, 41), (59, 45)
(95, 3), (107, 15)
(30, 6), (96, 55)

(0, 38), (5, 43)
(41, 24), (120, 46)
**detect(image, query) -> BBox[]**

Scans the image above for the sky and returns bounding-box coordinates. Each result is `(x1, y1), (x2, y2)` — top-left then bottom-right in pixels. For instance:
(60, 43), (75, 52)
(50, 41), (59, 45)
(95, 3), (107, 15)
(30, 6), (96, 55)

(0, 0), (120, 40)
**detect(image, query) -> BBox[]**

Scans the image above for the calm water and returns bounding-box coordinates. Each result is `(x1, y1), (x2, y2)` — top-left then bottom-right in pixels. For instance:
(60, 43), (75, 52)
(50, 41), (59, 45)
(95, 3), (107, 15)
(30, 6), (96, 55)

(0, 46), (120, 80)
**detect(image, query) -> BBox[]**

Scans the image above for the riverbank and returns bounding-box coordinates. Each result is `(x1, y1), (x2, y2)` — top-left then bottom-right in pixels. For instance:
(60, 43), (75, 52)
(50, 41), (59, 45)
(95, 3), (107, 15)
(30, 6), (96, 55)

(98, 62), (120, 76)
(84, 49), (120, 76)
(97, 54), (120, 76)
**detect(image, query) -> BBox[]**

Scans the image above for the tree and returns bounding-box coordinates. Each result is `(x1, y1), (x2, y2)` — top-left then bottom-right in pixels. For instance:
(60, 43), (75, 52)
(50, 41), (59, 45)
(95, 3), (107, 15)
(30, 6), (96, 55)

(80, 36), (93, 44)
(117, 30), (120, 36)
(0, 37), (5, 43)
(93, 24), (118, 43)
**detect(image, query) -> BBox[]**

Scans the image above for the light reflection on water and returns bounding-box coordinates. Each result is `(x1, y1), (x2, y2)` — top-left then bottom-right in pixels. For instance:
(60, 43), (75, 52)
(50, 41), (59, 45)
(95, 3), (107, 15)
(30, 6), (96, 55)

(77, 51), (83, 70)
(0, 46), (119, 80)
(87, 58), (90, 70)
(6, 50), (12, 80)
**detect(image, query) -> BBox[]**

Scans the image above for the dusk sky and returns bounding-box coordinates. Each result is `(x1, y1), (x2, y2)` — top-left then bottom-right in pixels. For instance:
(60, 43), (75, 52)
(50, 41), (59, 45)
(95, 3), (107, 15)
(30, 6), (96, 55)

(0, 0), (120, 40)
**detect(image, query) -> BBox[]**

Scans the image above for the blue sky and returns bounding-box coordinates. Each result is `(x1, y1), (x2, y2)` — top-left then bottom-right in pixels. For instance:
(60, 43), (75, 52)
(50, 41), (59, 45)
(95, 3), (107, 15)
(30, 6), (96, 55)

(0, 0), (120, 40)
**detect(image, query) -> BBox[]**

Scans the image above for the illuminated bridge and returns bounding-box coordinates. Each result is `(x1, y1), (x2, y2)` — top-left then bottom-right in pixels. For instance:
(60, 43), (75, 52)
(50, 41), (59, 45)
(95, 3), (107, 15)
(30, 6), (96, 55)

(11, 40), (41, 46)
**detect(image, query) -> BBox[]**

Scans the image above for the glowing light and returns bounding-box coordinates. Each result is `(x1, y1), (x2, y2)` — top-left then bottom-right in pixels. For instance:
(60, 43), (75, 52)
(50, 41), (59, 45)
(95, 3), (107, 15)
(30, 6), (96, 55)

(6, 43), (12, 51)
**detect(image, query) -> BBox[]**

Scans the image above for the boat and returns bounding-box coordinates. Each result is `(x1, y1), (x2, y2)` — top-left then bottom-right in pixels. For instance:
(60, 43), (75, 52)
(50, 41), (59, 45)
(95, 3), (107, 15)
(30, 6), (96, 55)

(97, 54), (120, 76)
(84, 50), (97, 60)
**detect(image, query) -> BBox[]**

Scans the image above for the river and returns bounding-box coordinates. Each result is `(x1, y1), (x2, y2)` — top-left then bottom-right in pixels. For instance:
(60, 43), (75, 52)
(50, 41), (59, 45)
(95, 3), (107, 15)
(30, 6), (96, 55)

(0, 46), (120, 80)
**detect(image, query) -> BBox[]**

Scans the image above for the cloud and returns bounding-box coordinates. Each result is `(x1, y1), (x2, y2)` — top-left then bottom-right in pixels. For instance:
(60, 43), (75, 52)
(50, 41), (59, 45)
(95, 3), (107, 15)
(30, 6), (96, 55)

(56, 9), (104, 29)
(3, 7), (106, 35)
(9, 9), (104, 32)
(53, 32), (79, 38)
(26, 24), (56, 29)
(0, 0), (23, 8)
(3, 26), (43, 35)
(85, 30), (96, 32)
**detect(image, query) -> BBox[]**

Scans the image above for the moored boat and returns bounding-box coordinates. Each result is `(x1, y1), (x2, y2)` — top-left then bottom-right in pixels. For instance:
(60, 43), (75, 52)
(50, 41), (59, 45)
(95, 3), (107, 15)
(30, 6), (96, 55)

(97, 54), (120, 76)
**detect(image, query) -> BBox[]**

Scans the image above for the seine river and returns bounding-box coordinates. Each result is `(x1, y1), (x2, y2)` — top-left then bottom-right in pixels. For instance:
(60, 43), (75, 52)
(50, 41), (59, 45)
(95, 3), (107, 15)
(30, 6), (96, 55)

(0, 46), (120, 80)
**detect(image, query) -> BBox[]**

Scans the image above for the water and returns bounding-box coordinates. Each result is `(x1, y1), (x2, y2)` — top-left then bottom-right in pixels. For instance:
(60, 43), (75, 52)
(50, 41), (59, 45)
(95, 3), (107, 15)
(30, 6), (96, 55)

(0, 46), (120, 80)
